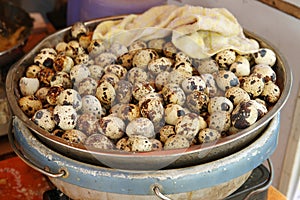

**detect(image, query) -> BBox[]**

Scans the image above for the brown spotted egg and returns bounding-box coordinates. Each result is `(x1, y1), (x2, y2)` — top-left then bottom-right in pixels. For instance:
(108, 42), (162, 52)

(132, 82), (155, 101)
(25, 65), (41, 78)
(99, 115), (125, 140)
(132, 49), (159, 70)
(19, 77), (40, 96)
(69, 64), (91, 87)
(240, 74), (265, 98)
(37, 67), (55, 86)
(65, 40), (85, 58)
(164, 134), (190, 150)
(95, 81), (116, 107)
(216, 70), (239, 91)
(53, 105), (77, 130)
(76, 113), (99, 136)
(104, 64), (127, 79)
(148, 57), (173, 75)
(231, 100), (258, 129)
(181, 76), (206, 94)
(127, 67), (149, 84)
(229, 55), (250, 77)
(159, 125), (176, 144)
(261, 81), (280, 104)
(127, 135), (153, 152)
(198, 128), (221, 144)
(118, 103), (140, 123)
(85, 134), (115, 150)
(195, 57), (219, 74)
(128, 40), (147, 51)
(163, 41), (177, 58)
(115, 80), (133, 104)
(215, 49), (236, 68)
(139, 97), (165, 127)
(61, 129), (86, 144)
(200, 74), (218, 97)
(57, 89), (82, 111)
(208, 111), (231, 133)
(148, 38), (166, 53)
(173, 60), (193, 77)
(53, 54), (74, 73)
(77, 77), (98, 96)
(186, 91), (209, 113)
(208, 96), (233, 114)
(94, 52), (117, 67)
(50, 71), (72, 89)
(164, 104), (186, 125)
(46, 86), (64, 105)
(175, 113), (202, 141)
(34, 48), (57, 68)
(18, 95), (43, 117)
(109, 42), (128, 57)
(251, 64), (276, 82)
(81, 95), (103, 117)
(225, 86), (251, 106)
(162, 83), (186, 106)
(71, 22), (87, 39)
(126, 117), (155, 138)
(252, 48), (276, 67)
(88, 64), (104, 80)
(32, 109), (56, 132)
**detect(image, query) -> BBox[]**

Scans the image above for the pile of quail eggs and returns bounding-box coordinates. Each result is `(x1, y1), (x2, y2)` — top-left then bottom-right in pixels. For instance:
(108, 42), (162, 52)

(17, 22), (281, 152)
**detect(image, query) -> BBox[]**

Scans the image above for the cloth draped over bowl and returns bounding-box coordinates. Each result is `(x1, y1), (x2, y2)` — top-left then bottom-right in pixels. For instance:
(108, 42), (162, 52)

(92, 4), (259, 59)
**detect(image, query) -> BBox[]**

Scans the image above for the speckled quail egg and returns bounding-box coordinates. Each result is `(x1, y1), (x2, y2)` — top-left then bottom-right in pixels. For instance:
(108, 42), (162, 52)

(175, 51), (192, 63)
(208, 111), (231, 133)
(260, 81), (280, 104)
(109, 42), (128, 57)
(251, 64), (276, 82)
(46, 86), (64, 105)
(19, 77), (40, 96)
(69, 64), (91, 87)
(128, 40), (147, 51)
(116, 137), (131, 151)
(195, 57), (219, 74)
(240, 74), (265, 98)
(216, 70), (239, 91)
(50, 71), (72, 89)
(118, 103), (140, 123)
(200, 74), (218, 97)
(87, 39), (107, 58)
(148, 57), (173, 75)
(81, 95), (103, 117)
(104, 64), (127, 79)
(53, 54), (74, 73)
(65, 40), (85, 58)
(148, 38), (166, 53)
(76, 113), (99, 136)
(35, 87), (50, 104)
(162, 83), (186, 106)
(140, 97), (165, 126)
(74, 53), (91, 65)
(250, 99), (268, 119)
(181, 76), (206, 94)
(198, 128), (221, 144)
(88, 64), (104, 80)
(229, 55), (250, 77)
(53, 105), (77, 130)
(95, 81), (116, 107)
(57, 88), (82, 111)
(98, 115), (125, 140)
(132, 82), (155, 101)
(208, 96), (233, 114)
(155, 71), (170, 91)
(25, 65), (41, 78)
(132, 49), (159, 70)
(127, 67), (149, 84)
(55, 42), (68, 53)
(61, 129), (86, 144)
(37, 67), (55, 86)
(126, 117), (155, 138)
(85, 134), (115, 150)
(164, 104), (186, 125)
(34, 48), (57, 68)
(117, 50), (136, 70)
(173, 61), (193, 77)
(150, 139), (163, 151)
(100, 71), (120, 87)
(78, 32), (92, 49)
(159, 125), (176, 143)
(225, 86), (251, 106)
(252, 48), (276, 67)
(127, 135), (153, 152)
(186, 91), (209, 113)
(77, 77), (98, 96)
(164, 134), (190, 150)
(71, 22), (87, 38)
(175, 113), (202, 141)
(94, 52), (117, 67)
(138, 92), (164, 107)
(18, 95), (43, 117)
(163, 41), (177, 58)
(115, 80), (133, 104)
(32, 109), (56, 132)
(109, 103), (124, 115)
(215, 49), (236, 68)
(231, 100), (258, 129)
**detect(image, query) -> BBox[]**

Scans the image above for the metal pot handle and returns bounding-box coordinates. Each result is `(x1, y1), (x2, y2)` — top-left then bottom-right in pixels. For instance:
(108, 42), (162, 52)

(7, 119), (66, 178)
(153, 185), (172, 200)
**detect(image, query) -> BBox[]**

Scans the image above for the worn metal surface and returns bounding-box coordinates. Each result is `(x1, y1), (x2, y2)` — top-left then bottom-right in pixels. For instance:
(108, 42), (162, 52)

(6, 16), (292, 170)
(11, 113), (279, 198)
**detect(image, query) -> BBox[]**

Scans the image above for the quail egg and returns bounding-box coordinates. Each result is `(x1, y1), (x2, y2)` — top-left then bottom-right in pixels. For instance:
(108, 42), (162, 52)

(198, 128), (221, 144)
(155, 71), (170, 91)
(159, 125), (176, 143)
(225, 86), (251, 106)
(127, 135), (153, 152)
(74, 53), (91, 65)
(252, 48), (276, 67)
(126, 117), (155, 138)
(104, 64), (127, 79)
(53, 105), (77, 130)
(46, 86), (64, 105)
(128, 40), (147, 51)
(100, 73), (120, 87)
(87, 39), (107, 58)
(208, 111), (231, 133)
(148, 38), (166, 52)
(85, 134), (115, 150)
(71, 22), (87, 39)
(65, 40), (85, 58)
(37, 67), (55, 86)
(127, 67), (149, 84)
(18, 95), (43, 117)
(148, 57), (173, 75)
(88, 64), (104, 80)
(55, 42), (68, 53)
(215, 49), (236, 68)
(162, 83), (186, 106)
(81, 95), (103, 117)
(132, 82), (155, 101)
(163, 41), (177, 58)
(186, 91), (209, 113)
(61, 129), (87, 144)
(208, 96), (233, 114)
(117, 51), (135, 70)
(77, 77), (98, 96)
(215, 70), (239, 91)
(173, 61), (193, 77)
(50, 71), (72, 89)
(175, 51), (192, 63)
(25, 65), (41, 78)
(32, 109), (56, 132)
(99, 115), (125, 140)
(150, 139), (163, 151)
(76, 113), (99, 136)
(69, 64), (91, 87)
(250, 99), (268, 119)
(229, 55), (250, 77)
(118, 103), (140, 123)
(95, 80), (116, 107)
(53, 54), (74, 73)
(195, 57), (219, 74)
(200, 74), (218, 97)
(164, 135), (190, 150)
(132, 49), (159, 70)
(251, 64), (276, 82)
(35, 87), (50, 104)
(57, 88), (82, 111)
(140, 97), (165, 126)
(231, 100), (258, 129)
(181, 76), (206, 94)
(175, 113), (202, 141)
(19, 77), (40, 96)
(261, 81), (280, 104)
(94, 52), (117, 67)
(164, 104), (186, 125)
(109, 42), (128, 57)
(34, 48), (57, 68)
(115, 80), (133, 104)
(240, 74), (265, 98)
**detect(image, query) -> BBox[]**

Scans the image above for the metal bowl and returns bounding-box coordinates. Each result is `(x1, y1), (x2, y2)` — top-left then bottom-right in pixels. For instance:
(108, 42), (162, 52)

(6, 16), (292, 170)
(0, 0), (33, 68)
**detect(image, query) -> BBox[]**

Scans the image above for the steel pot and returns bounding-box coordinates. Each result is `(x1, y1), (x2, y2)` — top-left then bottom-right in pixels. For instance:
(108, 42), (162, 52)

(6, 16), (292, 170)
(9, 113), (279, 200)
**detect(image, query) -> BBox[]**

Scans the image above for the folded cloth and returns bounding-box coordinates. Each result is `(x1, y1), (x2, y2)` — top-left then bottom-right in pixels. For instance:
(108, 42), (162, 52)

(92, 4), (259, 59)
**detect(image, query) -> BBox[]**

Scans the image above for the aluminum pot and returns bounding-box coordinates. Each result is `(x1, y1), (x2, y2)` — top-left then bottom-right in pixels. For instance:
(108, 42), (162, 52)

(9, 113), (279, 200)
(6, 16), (292, 170)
